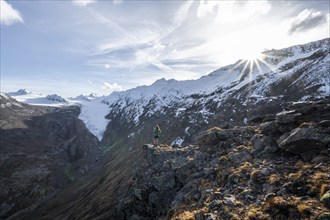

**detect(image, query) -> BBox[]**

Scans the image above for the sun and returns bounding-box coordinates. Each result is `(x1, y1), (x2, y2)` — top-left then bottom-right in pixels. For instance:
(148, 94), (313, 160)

(232, 49), (272, 81)
(241, 50), (263, 62)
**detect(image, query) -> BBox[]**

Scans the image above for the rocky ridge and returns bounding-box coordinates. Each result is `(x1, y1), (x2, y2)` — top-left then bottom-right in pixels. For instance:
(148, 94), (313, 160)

(114, 98), (330, 220)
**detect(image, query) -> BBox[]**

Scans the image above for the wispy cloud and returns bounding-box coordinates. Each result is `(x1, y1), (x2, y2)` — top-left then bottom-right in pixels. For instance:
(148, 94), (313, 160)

(0, 0), (24, 26)
(288, 9), (328, 34)
(72, 0), (96, 7)
(101, 82), (123, 92)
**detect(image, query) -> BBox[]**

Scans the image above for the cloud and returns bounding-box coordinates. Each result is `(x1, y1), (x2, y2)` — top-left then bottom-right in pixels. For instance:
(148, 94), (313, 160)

(113, 0), (123, 5)
(0, 0), (24, 26)
(101, 82), (123, 91)
(72, 0), (96, 7)
(173, 0), (193, 27)
(197, 0), (271, 23)
(288, 9), (328, 34)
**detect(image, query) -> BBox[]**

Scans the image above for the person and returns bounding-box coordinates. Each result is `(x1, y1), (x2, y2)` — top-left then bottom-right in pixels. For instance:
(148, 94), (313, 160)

(152, 125), (161, 147)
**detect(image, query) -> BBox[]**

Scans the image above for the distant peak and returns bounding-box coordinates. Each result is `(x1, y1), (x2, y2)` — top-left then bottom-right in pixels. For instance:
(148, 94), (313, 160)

(88, 93), (99, 98)
(8, 89), (31, 96)
(46, 94), (67, 103)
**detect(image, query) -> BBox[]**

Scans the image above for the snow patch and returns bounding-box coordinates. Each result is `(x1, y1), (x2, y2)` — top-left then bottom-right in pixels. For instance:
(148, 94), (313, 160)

(171, 137), (184, 147)
(78, 99), (110, 141)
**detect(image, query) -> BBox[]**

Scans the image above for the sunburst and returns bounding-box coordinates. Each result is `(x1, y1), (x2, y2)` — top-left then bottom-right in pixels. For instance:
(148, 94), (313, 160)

(232, 51), (277, 81)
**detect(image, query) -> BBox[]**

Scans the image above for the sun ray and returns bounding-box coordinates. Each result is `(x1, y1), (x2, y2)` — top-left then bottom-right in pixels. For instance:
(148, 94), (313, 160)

(258, 58), (277, 73)
(254, 58), (264, 75)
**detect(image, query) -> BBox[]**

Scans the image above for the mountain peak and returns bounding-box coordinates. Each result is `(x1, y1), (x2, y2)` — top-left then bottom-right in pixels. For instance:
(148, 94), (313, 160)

(7, 89), (32, 96)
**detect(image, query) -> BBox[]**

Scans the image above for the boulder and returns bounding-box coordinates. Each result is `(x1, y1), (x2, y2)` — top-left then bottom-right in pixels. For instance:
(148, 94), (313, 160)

(277, 126), (330, 157)
(228, 149), (253, 165)
(251, 134), (279, 156)
(275, 110), (302, 124)
(197, 129), (234, 146)
(197, 130), (220, 145)
(260, 121), (281, 136)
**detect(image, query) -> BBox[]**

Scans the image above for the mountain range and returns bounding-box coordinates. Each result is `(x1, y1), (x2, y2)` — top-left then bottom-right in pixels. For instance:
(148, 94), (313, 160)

(0, 38), (329, 219)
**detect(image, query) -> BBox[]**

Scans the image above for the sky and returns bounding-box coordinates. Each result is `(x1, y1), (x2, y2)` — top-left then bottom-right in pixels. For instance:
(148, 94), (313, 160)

(1, 0), (329, 97)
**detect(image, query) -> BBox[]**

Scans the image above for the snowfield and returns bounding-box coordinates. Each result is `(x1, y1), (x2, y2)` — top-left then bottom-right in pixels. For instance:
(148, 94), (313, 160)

(7, 91), (110, 141)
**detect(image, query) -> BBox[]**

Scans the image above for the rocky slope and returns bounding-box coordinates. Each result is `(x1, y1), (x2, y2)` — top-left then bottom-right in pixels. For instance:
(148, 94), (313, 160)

(23, 97), (330, 220)
(0, 93), (100, 219)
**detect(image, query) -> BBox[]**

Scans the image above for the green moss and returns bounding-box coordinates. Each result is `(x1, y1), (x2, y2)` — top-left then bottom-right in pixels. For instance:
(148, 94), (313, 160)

(65, 169), (75, 182)
(318, 213), (330, 220)
(321, 191), (330, 202)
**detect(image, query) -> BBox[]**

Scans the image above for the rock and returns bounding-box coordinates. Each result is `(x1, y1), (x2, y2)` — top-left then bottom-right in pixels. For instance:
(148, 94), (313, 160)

(249, 115), (264, 124)
(264, 193), (276, 201)
(260, 121), (281, 136)
(152, 173), (176, 191)
(208, 200), (221, 210)
(134, 189), (143, 200)
(197, 130), (220, 145)
(251, 134), (279, 156)
(260, 168), (269, 175)
(275, 110), (302, 124)
(199, 189), (214, 204)
(215, 129), (234, 141)
(262, 114), (276, 122)
(197, 128), (234, 146)
(319, 120), (330, 127)
(223, 195), (236, 207)
(290, 101), (316, 114)
(205, 213), (217, 220)
(321, 190), (330, 209)
(277, 126), (330, 157)
(228, 149), (253, 165)
(277, 187), (287, 196)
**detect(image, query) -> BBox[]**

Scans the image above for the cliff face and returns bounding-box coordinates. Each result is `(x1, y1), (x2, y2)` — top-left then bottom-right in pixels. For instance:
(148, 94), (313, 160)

(0, 94), (100, 219)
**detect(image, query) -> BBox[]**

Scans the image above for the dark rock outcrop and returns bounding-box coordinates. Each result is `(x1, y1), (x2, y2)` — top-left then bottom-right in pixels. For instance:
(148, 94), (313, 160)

(0, 94), (100, 219)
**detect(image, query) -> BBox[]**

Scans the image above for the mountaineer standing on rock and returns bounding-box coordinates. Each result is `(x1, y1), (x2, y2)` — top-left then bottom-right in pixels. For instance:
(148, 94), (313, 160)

(153, 125), (161, 147)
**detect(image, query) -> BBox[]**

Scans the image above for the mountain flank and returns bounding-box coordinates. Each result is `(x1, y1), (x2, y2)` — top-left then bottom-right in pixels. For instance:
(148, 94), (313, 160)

(0, 94), (100, 219)
(23, 98), (330, 220)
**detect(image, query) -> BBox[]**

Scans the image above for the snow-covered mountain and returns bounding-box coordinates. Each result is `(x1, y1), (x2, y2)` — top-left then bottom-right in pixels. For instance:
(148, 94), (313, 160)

(7, 90), (109, 141)
(6, 38), (330, 143)
(2, 38), (330, 220)
(8, 90), (70, 107)
(98, 38), (329, 146)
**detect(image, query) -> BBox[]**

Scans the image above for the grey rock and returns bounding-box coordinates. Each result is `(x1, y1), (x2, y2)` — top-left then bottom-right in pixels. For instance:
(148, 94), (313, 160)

(275, 110), (302, 124)
(251, 134), (278, 156)
(208, 200), (222, 210)
(278, 126), (330, 157)
(223, 195), (236, 207)
(152, 173), (176, 191)
(260, 121), (281, 135)
(228, 150), (253, 165)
